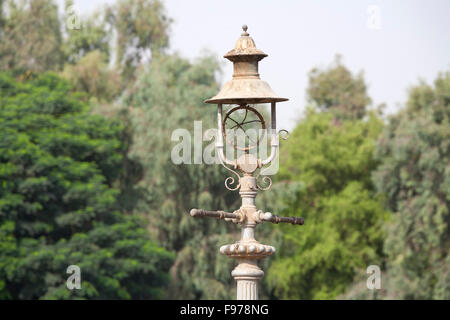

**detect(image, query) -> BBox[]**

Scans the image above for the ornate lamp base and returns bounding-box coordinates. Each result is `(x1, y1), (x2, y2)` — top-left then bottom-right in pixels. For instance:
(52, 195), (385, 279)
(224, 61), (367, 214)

(190, 162), (303, 300)
(232, 260), (264, 300)
(220, 239), (275, 300)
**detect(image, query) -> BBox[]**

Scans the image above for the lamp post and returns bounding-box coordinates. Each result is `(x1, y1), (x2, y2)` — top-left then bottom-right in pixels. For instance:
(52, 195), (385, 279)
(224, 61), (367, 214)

(190, 25), (304, 300)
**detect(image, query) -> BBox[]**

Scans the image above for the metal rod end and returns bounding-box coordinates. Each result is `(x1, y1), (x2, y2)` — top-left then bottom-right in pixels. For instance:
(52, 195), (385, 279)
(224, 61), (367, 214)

(190, 209), (199, 217)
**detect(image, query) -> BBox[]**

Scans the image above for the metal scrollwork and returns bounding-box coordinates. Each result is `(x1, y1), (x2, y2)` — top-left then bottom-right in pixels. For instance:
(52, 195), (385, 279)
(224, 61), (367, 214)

(218, 154), (242, 191)
(225, 175), (241, 191)
(256, 175), (272, 191)
(278, 129), (290, 140)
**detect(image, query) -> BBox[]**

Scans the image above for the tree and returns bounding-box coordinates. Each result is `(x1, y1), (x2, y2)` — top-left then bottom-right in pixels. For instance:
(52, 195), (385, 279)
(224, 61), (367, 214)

(370, 71), (450, 299)
(109, 0), (171, 82)
(262, 59), (387, 299)
(307, 55), (371, 120)
(0, 0), (64, 72)
(0, 72), (174, 299)
(63, 1), (111, 64)
(266, 109), (388, 299)
(61, 50), (121, 103)
(0, 0), (5, 29)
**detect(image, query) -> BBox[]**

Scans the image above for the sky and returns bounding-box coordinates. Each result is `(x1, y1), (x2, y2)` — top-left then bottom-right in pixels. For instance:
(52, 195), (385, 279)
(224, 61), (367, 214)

(61, 0), (450, 130)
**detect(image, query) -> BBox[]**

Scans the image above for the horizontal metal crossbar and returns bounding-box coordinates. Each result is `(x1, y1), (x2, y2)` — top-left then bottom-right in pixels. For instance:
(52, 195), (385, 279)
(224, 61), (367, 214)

(263, 214), (304, 226)
(190, 209), (240, 220)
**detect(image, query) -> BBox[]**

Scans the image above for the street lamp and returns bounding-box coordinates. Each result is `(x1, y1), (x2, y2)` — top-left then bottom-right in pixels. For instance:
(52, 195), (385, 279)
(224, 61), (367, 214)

(190, 25), (304, 300)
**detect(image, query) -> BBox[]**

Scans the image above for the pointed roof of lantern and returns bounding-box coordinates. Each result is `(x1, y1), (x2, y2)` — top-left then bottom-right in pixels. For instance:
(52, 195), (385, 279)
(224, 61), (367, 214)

(205, 25), (288, 105)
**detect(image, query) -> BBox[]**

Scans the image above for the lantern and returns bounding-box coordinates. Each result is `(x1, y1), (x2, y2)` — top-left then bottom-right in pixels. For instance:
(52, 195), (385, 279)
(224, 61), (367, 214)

(190, 25), (304, 300)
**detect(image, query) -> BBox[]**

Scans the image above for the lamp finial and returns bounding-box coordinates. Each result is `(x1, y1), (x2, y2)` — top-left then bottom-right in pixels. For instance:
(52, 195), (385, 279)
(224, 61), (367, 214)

(241, 24), (249, 36)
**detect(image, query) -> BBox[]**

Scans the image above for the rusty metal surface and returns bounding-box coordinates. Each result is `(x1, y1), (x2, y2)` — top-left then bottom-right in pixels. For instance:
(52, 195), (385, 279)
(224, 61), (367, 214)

(224, 25), (267, 60)
(205, 25), (288, 105)
(263, 214), (305, 225)
(190, 208), (240, 220)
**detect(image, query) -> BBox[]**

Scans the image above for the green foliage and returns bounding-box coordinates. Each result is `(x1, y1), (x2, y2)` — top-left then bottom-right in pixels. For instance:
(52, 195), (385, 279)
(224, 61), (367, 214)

(0, 0), (5, 29)
(371, 71), (450, 299)
(267, 109), (388, 299)
(0, 0), (170, 87)
(0, 72), (174, 299)
(307, 55), (371, 120)
(0, 0), (64, 72)
(63, 2), (111, 64)
(61, 50), (121, 102)
(110, 0), (171, 82)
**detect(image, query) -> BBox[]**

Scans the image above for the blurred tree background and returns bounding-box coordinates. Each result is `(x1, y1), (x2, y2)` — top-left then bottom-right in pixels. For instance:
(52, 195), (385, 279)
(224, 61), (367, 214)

(0, 0), (449, 300)
(0, 73), (173, 299)
(344, 71), (450, 300)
